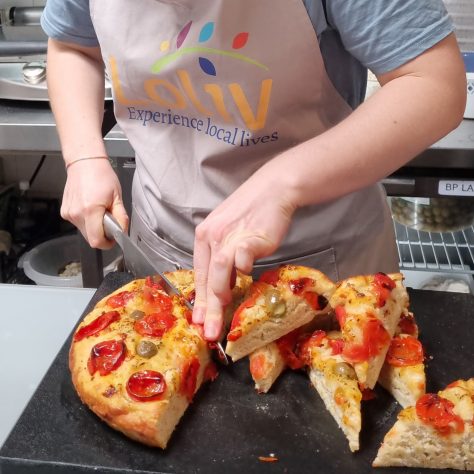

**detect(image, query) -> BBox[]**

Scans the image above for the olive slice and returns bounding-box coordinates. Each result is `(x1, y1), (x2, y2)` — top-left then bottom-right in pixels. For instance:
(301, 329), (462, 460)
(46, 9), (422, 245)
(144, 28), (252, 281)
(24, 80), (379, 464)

(130, 309), (145, 321)
(136, 340), (158, 358)
(333, 362), (356, 379)
(264, 289), (281, 309)
(272, 301), (287, 317)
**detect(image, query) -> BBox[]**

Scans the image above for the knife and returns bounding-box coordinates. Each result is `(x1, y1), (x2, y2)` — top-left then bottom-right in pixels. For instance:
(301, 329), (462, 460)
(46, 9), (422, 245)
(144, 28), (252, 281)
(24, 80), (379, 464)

(103, 212), (229, 365)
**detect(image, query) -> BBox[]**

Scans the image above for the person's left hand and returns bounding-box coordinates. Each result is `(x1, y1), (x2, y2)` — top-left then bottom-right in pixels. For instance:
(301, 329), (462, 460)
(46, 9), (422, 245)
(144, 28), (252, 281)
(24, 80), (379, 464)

(191, 164), (298, 341)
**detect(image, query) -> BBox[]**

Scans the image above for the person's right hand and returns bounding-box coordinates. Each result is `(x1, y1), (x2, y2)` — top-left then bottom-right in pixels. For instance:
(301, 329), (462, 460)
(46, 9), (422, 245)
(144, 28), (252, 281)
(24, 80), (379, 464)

(61, 158), (129, 249)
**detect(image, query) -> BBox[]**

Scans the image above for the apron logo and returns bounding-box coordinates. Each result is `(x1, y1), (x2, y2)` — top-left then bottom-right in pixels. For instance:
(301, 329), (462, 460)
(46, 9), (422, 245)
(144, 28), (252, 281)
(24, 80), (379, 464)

(111, 20), (278, 146)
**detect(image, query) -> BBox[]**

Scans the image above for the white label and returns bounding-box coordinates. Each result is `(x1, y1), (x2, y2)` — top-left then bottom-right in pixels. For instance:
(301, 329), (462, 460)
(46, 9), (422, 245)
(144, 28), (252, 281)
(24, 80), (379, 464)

(439, 180), (474, 196)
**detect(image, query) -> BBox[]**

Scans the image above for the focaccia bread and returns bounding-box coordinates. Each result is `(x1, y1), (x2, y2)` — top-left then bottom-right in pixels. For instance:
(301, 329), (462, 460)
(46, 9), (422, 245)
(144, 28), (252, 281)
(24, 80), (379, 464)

(378, 311), (426, 408)
(226, 265), (336, 361)
(69, 275), (217, 448)
(301, 329), (362, 452)
(373, 378), (474, 470)
(329, 273), (409, 389)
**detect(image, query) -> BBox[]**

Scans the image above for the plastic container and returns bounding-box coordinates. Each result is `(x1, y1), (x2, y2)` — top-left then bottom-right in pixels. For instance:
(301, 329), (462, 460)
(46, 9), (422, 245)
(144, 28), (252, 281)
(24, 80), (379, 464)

(21, 235), (121, 287)
(390, 197), (474, 232)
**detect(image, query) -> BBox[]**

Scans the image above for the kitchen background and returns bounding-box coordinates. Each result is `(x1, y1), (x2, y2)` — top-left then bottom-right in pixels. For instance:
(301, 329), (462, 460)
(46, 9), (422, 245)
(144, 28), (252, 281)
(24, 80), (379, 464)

(0, 0), (473, 291)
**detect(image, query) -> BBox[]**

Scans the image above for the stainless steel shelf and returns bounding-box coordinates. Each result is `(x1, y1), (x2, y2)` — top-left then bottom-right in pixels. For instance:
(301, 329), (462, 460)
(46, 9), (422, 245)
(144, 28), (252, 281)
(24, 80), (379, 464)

(395, 222), (474, 274)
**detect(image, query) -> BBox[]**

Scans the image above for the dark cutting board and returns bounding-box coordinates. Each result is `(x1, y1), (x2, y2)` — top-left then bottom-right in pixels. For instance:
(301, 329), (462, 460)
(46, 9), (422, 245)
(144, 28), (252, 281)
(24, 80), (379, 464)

(1, 272), (473, 474)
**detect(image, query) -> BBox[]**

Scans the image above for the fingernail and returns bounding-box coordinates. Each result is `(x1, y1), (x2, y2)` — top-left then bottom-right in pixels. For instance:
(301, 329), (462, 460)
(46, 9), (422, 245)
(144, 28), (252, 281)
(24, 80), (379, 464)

(204, 320), (220, 341)
(192, 306), (205, 324)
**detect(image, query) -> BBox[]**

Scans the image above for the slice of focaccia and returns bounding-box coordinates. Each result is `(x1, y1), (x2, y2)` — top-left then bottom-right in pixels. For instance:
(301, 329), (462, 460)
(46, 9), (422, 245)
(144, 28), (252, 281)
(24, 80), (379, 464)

(329, 273), (409, 389)
(249, 341), (286, 394)
(301, 329), (362, 452)
(225, 265), (336, 362)
(373, 378), (474, 469)
(378, 311), (426, 408)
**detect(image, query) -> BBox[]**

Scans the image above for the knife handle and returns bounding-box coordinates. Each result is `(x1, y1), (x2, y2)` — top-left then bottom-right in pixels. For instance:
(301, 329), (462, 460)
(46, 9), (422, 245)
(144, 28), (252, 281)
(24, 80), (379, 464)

(103, 212), (123, 241)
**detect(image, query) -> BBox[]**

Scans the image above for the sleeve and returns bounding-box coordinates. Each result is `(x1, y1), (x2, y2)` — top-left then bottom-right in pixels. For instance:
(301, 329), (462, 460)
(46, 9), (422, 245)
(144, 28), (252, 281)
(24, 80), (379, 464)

(41, 0), (99, 47)
(327, 0), (454, 74)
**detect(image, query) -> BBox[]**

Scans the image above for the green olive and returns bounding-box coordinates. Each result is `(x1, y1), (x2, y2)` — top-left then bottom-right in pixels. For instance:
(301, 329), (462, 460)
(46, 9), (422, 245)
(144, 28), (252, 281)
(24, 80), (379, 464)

(264, 288), (281, 309)
(333, 362), (357, 380)
(272, 302), (286, 317)
(130, 310), (145, 320)
(136, 340), (158, 358)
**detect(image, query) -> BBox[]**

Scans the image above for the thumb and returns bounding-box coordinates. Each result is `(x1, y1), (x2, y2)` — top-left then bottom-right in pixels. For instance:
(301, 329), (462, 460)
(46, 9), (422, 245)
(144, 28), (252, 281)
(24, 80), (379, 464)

(111, 197), (129, 234)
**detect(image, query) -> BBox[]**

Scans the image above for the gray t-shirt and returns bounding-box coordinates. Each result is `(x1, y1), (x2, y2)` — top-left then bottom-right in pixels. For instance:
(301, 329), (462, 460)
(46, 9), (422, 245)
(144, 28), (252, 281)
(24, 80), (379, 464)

(41, 0), (453, 109)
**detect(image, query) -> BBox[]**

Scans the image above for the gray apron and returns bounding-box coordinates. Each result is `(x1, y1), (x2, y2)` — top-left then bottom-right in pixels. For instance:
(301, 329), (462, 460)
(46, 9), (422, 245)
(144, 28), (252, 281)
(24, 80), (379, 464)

(90, 0), (399, 281)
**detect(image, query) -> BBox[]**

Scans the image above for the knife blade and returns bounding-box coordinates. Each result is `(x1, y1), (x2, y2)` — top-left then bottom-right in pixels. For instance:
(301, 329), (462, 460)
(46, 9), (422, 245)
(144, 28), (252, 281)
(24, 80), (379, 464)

(103, 212), (229, 365)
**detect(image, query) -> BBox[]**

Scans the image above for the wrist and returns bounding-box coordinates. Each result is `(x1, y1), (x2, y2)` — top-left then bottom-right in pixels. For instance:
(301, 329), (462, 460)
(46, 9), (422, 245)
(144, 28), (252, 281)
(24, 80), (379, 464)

(65, 155), (111, 172)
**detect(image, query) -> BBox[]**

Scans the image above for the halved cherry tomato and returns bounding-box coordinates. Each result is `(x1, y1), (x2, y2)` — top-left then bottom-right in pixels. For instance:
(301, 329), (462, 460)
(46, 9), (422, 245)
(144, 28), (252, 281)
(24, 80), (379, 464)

(298, 330), (327, 366)
(276, 329), (304, 370)
(142, 286), (173, 312)
(386, 336), (424, 367)
(361, 387), (376, 401)
(180, 357), (200, 402)
(228, 282), (268, 337)
(335, 306), (347, 328)
(106, 291), (135, 308)
(374, 272), (396, 290)
(249, 353), (267, 380)
(416, 393), (465, 435)
(145, 276), (164, 290)
(398, 312), (418, 336)
(134, 312), (176, 337)
(373, 273), (396, 308)
(328, 338), (344, 355)
(126, 370), (167, 402)
(258, 268), (280, 286)
(227, 328), (242, 341)
(74, 311), (120, 342)
(87, 339), (126, 376)
(342, 318), (390, 363)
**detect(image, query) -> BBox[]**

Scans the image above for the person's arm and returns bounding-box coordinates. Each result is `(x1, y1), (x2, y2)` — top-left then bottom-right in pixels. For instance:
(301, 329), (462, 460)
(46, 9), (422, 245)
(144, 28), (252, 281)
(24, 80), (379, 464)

(47, 38), (128, 248)
(192, 33), (466, 340)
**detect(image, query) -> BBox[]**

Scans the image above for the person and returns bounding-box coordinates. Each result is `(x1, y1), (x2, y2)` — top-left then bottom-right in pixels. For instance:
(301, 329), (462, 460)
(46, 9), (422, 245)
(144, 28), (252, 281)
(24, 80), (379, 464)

(41, 0), (466, 341)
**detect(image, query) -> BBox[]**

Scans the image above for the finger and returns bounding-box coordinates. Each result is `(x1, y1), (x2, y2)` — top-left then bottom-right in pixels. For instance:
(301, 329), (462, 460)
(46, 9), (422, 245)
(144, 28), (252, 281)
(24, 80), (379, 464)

(208, 248), (233, 305)
(84, 206), (113, 249)
(192, 229), (211, 325)
(203, 291), (224, 341)
(111, 198), (129, 234)
(235, 242), (255, 275)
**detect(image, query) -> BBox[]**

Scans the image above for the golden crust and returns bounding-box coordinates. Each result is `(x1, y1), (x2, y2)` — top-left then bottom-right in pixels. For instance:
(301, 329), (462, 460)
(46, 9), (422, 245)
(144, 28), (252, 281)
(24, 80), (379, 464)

(70, 277), (212, 448)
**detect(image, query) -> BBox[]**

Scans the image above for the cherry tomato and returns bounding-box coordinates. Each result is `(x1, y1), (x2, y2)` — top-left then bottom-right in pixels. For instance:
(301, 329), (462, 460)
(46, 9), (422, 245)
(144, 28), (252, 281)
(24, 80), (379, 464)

(416, 393), (465, 435)
(142, 286), (173, 313)
(180, 357), (200, 402)
(258, 268), (280, 286)
(229, 282), (268, 335)
(374, 272), (396, 290)
(328, 338), (344, 355)
(249, 353), (267, 380)
(106, 291), (135, 308)
(276, 329), (304, 370)
(335, 306), (347, 328)
(398, 312), (418, 336)
(342, 318), (390, 363)
(126, 370), (167, 402)
(134, 312), (176, 337)
(386, 336), (424, 367)
(87, 340), (126, 376)
(203, 362), (219, 382)
(298, 330), (327, 366)
(74, 311), (120, 342)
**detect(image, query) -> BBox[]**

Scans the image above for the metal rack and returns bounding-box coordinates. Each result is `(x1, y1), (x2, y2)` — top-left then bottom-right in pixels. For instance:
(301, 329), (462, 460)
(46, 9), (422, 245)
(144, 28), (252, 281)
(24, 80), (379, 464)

(395, 221), (474, 274)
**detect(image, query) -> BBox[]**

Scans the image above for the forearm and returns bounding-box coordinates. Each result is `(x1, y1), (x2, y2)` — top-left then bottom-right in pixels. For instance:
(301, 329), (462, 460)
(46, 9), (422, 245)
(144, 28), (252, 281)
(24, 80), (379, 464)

(47, 38), (107, 164)
(266, 34), (466, 209)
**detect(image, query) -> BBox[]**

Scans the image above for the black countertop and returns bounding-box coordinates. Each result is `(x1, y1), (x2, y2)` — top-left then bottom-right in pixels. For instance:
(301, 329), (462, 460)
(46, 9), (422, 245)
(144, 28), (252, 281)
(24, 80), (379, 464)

(1, 272), (473, 474)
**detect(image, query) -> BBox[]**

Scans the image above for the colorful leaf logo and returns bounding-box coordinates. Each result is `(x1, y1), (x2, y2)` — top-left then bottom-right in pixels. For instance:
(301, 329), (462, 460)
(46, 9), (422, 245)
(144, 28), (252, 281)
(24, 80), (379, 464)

(177, 21), (192, 49)
(232, 32), (249, 49)
(199, 22), (214, 43)
(199, 57), (216, 76)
